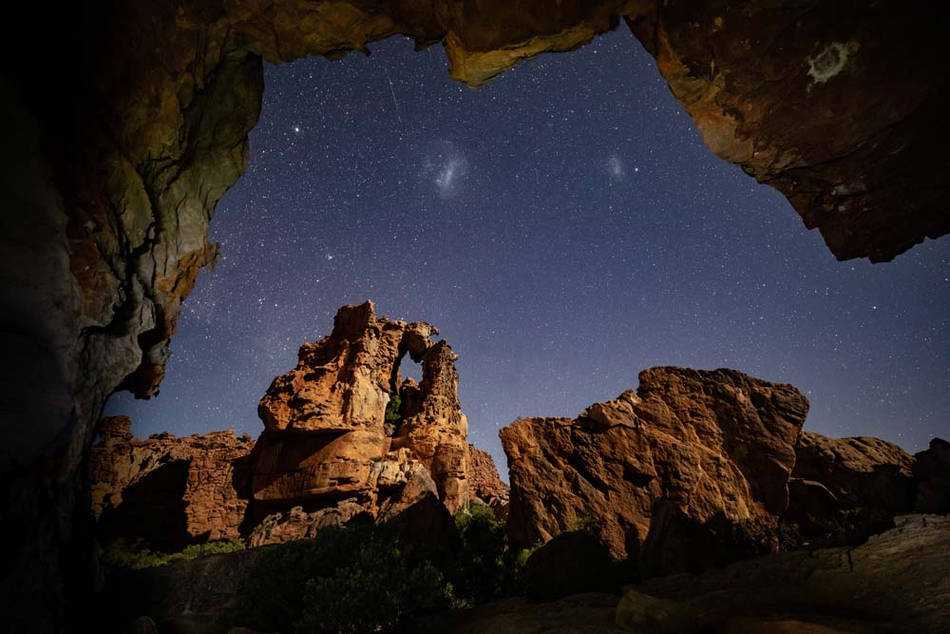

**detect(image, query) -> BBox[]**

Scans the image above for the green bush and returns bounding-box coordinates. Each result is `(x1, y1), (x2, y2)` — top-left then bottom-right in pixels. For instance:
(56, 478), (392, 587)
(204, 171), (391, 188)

(450, 503), (528, 604)
(295, 546), (452, 633)
(237, 522), (454, 633)
(102, 537), (245, 570)
(385, 394), (402, 422)
(568, 514), (595, 532)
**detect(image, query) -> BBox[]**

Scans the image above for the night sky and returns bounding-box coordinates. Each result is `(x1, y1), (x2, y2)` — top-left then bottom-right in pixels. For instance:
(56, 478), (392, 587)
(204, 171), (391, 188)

(106, 28), (949, 469)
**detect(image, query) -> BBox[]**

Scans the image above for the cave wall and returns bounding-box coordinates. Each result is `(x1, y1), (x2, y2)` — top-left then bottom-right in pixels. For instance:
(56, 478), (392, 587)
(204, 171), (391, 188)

(0, 1), (946, 631)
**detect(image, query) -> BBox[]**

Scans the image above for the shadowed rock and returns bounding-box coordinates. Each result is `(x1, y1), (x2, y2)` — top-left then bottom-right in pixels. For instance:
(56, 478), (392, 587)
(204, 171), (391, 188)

(88, 416), (253, 551)
(783, 431), (917, 546)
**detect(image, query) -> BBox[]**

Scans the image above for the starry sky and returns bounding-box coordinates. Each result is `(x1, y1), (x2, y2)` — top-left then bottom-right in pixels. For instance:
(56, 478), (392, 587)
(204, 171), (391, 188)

(106, 27), (949, 470)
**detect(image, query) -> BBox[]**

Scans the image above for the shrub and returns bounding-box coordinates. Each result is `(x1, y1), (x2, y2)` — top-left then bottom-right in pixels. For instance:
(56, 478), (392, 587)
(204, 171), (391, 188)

(568, 514), (595, 532)
(102, 537), (245, 570)
(295, 549), (452, 633)
(385, 394), (402, 422)
(236, 522), (453, 633)
(450, 503), (528, 604)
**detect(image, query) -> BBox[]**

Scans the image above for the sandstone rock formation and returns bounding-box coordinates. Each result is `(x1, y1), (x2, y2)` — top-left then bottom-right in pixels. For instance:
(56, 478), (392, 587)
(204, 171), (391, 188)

(247, 301), (470, 540)
(88, 416), (253, 550)
(501, 367), (809, 575)
(784, 431), (916, 546)
(468, 444), (510, 514)
(5, 2), (948, 630)
(89, 303), (478, 549)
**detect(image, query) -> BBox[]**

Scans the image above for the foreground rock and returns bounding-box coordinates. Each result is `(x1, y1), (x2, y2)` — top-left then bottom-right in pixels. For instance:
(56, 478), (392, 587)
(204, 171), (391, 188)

(420, 515), (950, 633)
(617, 514), (950, 633)
(783, 431), (916, 546)
(89, 416), (253, 551)
(96, 514), (949, 633)
(501, 367), (809, 575)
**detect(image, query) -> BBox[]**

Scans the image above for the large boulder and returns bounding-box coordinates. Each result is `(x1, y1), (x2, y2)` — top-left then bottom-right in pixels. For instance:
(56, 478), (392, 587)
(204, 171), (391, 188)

(501, 367), (808, 576)
(784, 432), (916, 546)
(89, 416), (253, 551)
(521, 531), (617, 601)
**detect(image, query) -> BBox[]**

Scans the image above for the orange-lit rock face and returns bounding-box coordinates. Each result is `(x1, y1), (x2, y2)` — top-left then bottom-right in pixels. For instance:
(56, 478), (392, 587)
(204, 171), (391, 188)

(468, 444), (510, 511)
(501, 367), (809, 574)
(251, 301), (470, 514)
(88, 416), (254, 551)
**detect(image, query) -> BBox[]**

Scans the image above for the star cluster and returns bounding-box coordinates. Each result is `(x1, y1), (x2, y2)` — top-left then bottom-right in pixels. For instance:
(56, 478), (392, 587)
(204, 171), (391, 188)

(106, 29), (950, 467)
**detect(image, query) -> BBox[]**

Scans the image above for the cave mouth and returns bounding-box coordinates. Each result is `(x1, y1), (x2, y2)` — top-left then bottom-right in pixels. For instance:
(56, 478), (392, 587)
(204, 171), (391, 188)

(104, 28), (947, 465)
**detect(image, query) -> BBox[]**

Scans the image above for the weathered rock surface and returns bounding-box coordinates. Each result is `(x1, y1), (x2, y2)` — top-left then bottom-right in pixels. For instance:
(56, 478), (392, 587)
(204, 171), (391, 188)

(784, 431), (916, 546)
(89, 303), (478, 549)
(468, 444), (510, 514)
(249, 301), (470, 537)
(89, 417), (253, 550)
(914, 438), (950, 514)
(626, 3), (950, 262)
(617, 514), (950, 633)
(501, 367), (809, 575)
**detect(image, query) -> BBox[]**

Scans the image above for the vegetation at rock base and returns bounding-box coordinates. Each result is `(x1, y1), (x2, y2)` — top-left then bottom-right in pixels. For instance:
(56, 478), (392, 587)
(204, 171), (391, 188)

(227, 505), (535, 633)
(233, 521), (454, 633)
(102, 537), (245, 570)
(568, 513), (596, 533)
(450, 502), (529, 604)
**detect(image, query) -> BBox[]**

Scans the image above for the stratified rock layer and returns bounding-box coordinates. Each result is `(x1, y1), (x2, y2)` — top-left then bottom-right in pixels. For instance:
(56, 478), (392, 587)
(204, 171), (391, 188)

(501, 367), (809, 574)
(88, 417), (253, 550)
(248, 301), (470, 540)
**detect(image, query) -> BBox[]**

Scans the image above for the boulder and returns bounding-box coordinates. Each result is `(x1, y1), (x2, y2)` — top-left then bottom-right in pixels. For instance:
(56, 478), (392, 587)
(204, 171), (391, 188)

(522, 531), (616, 601)
(89, 417), (253, 551)
(784, 432), (917, 546)
(501, 367), (808, 576)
